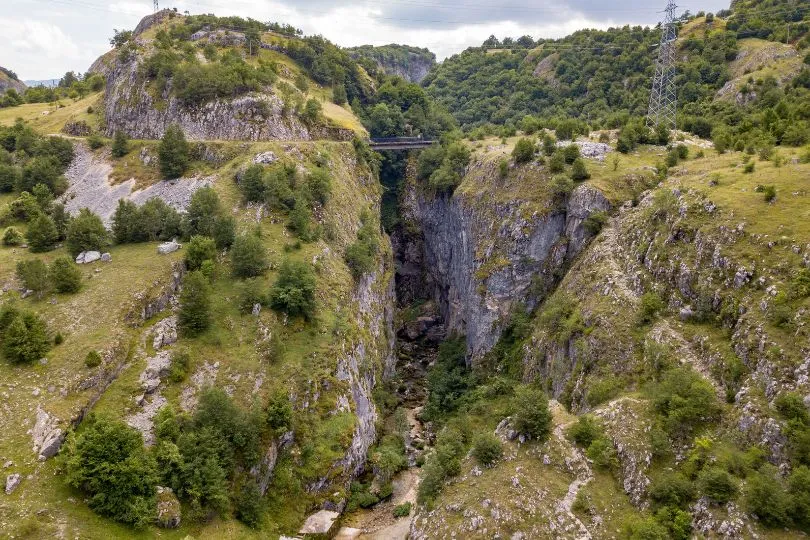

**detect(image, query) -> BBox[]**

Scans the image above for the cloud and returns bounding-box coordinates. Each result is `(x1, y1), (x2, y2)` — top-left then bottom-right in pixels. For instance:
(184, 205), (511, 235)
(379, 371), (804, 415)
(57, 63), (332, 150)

(0, 18), (80, 59)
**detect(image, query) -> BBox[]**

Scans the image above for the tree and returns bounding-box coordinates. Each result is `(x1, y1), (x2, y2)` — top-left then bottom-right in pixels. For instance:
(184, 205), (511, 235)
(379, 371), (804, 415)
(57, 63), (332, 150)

(0, 163), (20, 192)
(239, 164), (266, 203)
(16, 259), (49, 296)
(64, 416), (158, 526)
(66, 208), (107, 257)
(2, 312), (50, 364)
(158, 125), (189, 179)
(269, 260), (317, 320)
(512, 385), (552, 441)
(26, 213), (59, 252)
(570, 158), (591, 180)
(50, 257), (82, 293)
(230, 233), (267, 278)
(746, 467), (790, 527)
(185, 187), (223, 239)
(301, 99), (322, 124)
(111, 131), (129, 158)
(332, 84), (348, 105)
(112, 199), (141, 243)
(2, 227), (23, 246)
(306, 167), (332, 206)
(179, 271), (211, 336)
(653, 367), (720, 437)
(185, 235), (217, 271)
(512, 137), (536, 164)
(288, 200), (317, 242)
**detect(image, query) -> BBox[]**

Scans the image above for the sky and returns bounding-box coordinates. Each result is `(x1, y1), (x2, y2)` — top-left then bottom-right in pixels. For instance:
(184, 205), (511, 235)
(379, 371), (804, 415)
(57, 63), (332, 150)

(2, 0), (731, 81)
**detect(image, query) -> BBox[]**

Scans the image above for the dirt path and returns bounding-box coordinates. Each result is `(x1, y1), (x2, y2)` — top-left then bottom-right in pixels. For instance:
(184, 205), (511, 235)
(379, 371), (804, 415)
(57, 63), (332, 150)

(551, 401), (594, 540)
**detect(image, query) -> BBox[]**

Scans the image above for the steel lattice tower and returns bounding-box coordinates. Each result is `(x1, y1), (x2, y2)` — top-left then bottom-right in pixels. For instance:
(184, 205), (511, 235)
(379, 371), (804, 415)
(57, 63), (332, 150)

(154, 0), (159, 12)
(647, 1), (679, 131)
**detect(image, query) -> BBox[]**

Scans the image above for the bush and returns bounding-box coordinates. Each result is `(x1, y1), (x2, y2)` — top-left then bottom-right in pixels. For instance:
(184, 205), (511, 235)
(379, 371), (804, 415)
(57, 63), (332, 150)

(512, 137), (536, 164)
(50, 256), (82, 293)
(16, 259), (49, 295)
(762, 185), (776, 203)
(743, 162), (755, 174)
(583, 211), (607, 235)
(185, 235), (217, 271)
(345, 212), (380, 280)
(649, 472), (694, 508)
(586, 436), (618, 469)
(2, 227), (23, 246)
(269, 260), (317, 320)
(549, 150), (566, 173)
(66, 208), (107, 257)
(158, 124), (189, 179)
(567, 415), (601, 448)
(563, 144), (581, 164)
(234, 480), (262, 528)
(638, 291), (665, 325)
(231, 233), (268, 278)
(512, 385), (552, 441)
(423, 337), (471, 420)
(87, 134), (105, 150)
(301, 98), (322, 124)
(498, 158), (509, 178)
(551, 174), (574, 199)
(288, 200), (318, 242)
(570, 157), (590, 180)
(471, 432), (503, 466)
(26, 213), (59, 252)
(745, 467), (790, 527)
(698, 466), (737, 504)
(239, 164), (266, 203)
(393, 502), (412, 517)
(64, 416), (158, 526)
(178, 271), (211, 336)
(653, 367), (720, 437)
(85, 350), (102, 368)
(306, 167), (332, 206)
(168, 349), (190, 383)
(2, 311), (51, 363)
(0, 163), (21, 192)
(266, 392), (292, 434)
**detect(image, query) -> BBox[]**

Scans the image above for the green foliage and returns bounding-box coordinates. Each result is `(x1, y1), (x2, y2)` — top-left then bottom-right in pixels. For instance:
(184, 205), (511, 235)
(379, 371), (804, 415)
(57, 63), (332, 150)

(85, 350), (102, 368)
(418, 426), (466, 505)
(66, 208), (107, 257)
(113, 199), (182, 244)
(652, 367), (720, 437)
(49, 257), (82, 294)
(26, 213), (59, 252)
(586, 436), (618, 470)
(16, 259), (49, 295)
(420, 142), (471, 194)
(762, 184), (776, 202)
(158, 125), (189, 179)
(583, 211), (607, 235)
(230, 233), (268, 278)
(423, 337), (472, 421)
(20, 157), (67, 195)
(234, 480), (262, 528)
(512, 384), (552, 441)
(498, 158), (509, 178)
(623, 515), (670, 540)
(168, 349), (190, 383)
(649, 472), (695, 508)
(63, 416), (158, 527)
(287, 200), (318, 242)
(266, 392), (292, 434)
(269, 259), (317, 320)
(570, 157), (590, 180)
(548, 150), (566, 173)
(567, 415), (602, 448)
(393, 502), (412, 517)
(698, 466), (737, 504)
(111, 131), (129, 158)
(471, 432), (502, 466)
(301, 99), (322, 124)
(563, 144), (580, 164)
(0, 309), (50, 364)
(745, 466), (790, 527)
(0, 163), (21, 192)
(239, 164), (266, 203)
(178, 271), (211, 336)
(512, 137), (536, 164)
(345, 211), (380, 280)
(184, 187), (233, 248)
(2, 226), (23, 246)
(184, 235), (216, 271)
(305, 167), (332, 206)
(87, 135), (105, 151)
(638, 291), (665, 325)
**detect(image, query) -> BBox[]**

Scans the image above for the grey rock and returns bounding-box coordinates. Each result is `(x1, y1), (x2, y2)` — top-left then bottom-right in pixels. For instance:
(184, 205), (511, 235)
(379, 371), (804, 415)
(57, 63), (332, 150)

(5, 473), (21, 495)
(30, 408), (64, 460)
(156, 486), (181, 528)
(151, 316), (178, 350)
(75, 251), (101, 264)
(157, 240), (181, 255)
(252, 303), (262, 317)
(139, 350), (172, 394)
(101, 252), (112, 262)
(253, 151), (277, 164)
(299, 510), (340, 535)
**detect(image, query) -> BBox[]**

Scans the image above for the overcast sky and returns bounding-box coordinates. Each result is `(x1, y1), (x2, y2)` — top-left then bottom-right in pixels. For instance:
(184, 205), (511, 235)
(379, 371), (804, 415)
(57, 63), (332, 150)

(3, 0), (730, 80)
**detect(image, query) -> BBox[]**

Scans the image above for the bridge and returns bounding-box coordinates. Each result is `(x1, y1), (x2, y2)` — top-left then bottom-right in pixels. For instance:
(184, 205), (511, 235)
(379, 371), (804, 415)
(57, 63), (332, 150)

(368, 137), (437, 151)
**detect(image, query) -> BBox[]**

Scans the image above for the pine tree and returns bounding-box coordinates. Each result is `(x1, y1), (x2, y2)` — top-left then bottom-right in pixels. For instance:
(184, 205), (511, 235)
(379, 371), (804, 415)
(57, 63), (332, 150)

(178, 271), (211, 336)
(66, 208), (107, 256)
(50, 256), (82, 293)
(16, 259), (50, 296)
(239, 164), (266, 203)
(230, 233), (267, 278)
(2, 313), (51, 364)
(26, 212), (59, 252)
(158, 125), (189, 179)
(112, 199), (142, 243)
(111, 131), (129, 158)
(570, 158), (591, 181)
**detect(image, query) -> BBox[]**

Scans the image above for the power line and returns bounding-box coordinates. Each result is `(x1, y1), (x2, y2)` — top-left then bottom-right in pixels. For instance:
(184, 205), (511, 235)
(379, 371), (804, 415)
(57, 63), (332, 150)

(647, 0), (678, 131)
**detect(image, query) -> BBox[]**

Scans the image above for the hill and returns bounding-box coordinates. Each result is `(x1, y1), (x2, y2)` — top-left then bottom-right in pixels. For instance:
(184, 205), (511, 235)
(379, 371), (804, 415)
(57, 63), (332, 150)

(0, 66), (26, 95)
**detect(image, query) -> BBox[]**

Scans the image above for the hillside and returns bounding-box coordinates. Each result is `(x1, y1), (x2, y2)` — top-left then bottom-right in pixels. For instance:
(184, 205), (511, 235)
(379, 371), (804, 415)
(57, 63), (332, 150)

(347, 44), (436, 83)
(0, 67), (26, 95)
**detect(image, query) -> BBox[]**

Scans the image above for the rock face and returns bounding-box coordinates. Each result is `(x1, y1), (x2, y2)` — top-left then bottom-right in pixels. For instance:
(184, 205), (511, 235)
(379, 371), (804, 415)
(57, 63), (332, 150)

(347, 45), (436, 83)
(29, 407), (64, 460)
(0, 67), (26, 95)
(401, 178), (609, 361)
(299, 509), (340, 535)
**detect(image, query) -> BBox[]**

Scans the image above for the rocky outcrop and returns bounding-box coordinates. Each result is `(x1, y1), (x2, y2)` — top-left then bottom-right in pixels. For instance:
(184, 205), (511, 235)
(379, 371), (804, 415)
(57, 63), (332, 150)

(155, 486), (181, 528)
(29, 407), (64, 461)
(0, 67), (26, 95)
(347, 45), (436, 83)
(401, 177), (609, 361)
(128, 262), (184, 323)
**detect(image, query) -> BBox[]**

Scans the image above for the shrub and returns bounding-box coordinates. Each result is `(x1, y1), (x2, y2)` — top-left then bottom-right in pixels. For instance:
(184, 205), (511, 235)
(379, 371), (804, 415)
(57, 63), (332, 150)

(745, 467), (790, 527)
(567, 415), (601, 448)
(301, 98), (322, 124)
(471, 432), (503, 466)
(306, 167), (332, 206)
(158, 124), (189, 179)
(649, 472), (694, 508)
(66, 208), (107, 257)
(85, 350), (102, 368)
(762, 185), (776, 203)
(0, 163), (21, 192)
(16, 259), (49, 295)
(393, 502), (412, 517)
(551, 174), (574, 199)
(638, 291), (665, 325)
(570, 157), (590, 180)
(549, 150), (565, 173)
(64, 416), (158, 526)
(587, 436), (618, 469)
(288, 200), (318, 242)
(168, 349), (190, 383)
(87, 134), (105, 150)
(230, 233), (268, 278)
(512, 137), (536, 164)
(20, 156), (67, 195)
(653, 367), (720, 437)
(563, 144), (580, 164)
(269, 260), (317, 320)
(2, 311), (50, 363)
(542, 134), (557, 156)
(743, 162), (755, 174)
(266, 392), (292, 434)
(234, 480), (262, 528)
(178, 271), (211, 336)
(26, 213), (59, 252)
(185, 235), (216, 271)
(2, 227), (23, 246)
(239, 164), (266, 203)
(498, 158), (509, 178)
(698, 466), (737, 504)
(345, 212), (380, 280)
(788, 466), (810, 529)
(583, 211), (607, 235)
(49, 256), (82, 293)
(512, 385), (552, 441)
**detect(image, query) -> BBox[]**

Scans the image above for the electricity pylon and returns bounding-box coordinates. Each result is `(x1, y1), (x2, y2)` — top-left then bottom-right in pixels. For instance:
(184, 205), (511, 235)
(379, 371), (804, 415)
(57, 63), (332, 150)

(646, 0), (678, 131)
(154, 0), (159, 12)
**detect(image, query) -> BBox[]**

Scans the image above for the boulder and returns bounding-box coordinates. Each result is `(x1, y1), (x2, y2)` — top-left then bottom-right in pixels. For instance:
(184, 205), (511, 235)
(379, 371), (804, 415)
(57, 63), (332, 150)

(30, 408), (64, 460)
(140, 351), (172, 394)
(101, 252), (112, 262)
(151, 316), (178, 350)
(299, 510), (340, 536)
(157, 241), (181, 255)
(5, 473), (21, 495)
(156, 486), (181, 528)
(75, 251), (101, 264)
(253, 151), (277, 164)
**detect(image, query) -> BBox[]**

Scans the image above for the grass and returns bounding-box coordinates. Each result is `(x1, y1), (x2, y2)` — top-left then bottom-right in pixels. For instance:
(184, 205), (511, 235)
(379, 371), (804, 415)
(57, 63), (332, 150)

(0, 92), (103, 134)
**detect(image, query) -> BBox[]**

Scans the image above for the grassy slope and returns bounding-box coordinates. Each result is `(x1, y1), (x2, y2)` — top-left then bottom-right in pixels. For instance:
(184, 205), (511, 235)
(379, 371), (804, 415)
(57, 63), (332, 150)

(0, 92), (103, 134)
